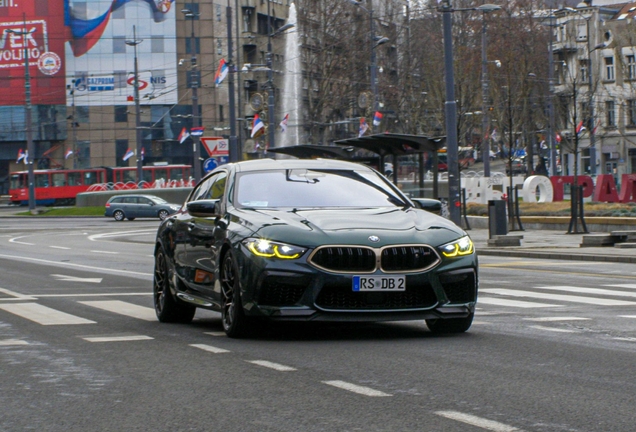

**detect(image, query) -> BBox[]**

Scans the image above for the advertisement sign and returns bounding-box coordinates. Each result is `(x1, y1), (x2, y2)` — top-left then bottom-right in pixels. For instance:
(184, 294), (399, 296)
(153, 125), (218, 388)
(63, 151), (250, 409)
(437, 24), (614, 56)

(0, 0), (67, 105)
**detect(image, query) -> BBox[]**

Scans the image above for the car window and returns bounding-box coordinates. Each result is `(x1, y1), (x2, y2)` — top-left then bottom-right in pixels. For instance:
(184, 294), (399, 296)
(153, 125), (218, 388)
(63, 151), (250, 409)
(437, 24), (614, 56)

(236, 169), (405, 208)
(139, 198), (152, 205)
(190, 172), (227, 201)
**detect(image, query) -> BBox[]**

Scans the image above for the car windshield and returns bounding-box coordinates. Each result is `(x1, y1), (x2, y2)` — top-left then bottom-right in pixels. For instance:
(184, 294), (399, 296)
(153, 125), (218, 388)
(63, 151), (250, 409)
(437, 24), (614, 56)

(236, 169), (407, 208)
(151, 197), (168, 204)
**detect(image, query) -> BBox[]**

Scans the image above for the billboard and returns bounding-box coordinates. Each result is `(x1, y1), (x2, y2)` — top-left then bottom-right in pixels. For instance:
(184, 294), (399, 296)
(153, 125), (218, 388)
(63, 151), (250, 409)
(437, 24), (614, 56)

(64, 0), (178, 106)
(0, 0), (67, 105)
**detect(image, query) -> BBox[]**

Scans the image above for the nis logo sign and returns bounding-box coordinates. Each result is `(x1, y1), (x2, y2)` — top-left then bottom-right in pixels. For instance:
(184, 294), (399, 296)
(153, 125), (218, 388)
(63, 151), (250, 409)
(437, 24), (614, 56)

(0, 20), (61, 75)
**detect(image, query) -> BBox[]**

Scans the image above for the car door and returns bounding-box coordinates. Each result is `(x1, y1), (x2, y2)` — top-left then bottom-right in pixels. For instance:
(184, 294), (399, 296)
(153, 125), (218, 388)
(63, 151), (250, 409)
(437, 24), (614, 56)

(137, 196), (155, 218)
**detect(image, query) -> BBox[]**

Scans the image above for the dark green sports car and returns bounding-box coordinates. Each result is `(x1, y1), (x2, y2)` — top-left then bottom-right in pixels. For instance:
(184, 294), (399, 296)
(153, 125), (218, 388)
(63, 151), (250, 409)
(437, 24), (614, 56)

(153, 158), (478, 338)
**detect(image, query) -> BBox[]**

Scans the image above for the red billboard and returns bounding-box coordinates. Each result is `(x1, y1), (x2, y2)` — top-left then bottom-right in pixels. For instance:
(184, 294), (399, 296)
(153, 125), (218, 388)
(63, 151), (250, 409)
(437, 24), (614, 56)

(0, 0), (66, 105)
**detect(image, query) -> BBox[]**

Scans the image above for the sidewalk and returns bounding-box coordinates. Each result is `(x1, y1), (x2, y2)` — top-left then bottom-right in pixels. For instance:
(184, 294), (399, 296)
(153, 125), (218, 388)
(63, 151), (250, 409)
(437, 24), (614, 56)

(469, 227), (636, 263)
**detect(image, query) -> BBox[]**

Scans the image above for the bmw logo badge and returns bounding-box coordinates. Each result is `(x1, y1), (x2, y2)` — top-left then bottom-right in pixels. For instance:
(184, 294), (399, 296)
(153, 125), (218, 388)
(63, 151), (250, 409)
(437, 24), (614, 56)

(368, 235), (380, 243)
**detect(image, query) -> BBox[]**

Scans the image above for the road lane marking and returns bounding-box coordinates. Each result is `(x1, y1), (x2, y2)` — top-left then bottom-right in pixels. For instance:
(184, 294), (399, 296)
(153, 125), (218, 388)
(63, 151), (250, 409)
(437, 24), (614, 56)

(9, 236), (34, 245)
(88, 230), (157, 241)
(478, 297), (558, 308)
(49, 246), (70, 250)
(435, 410), (524, 431)
(523, 317), (590, 322)
(204, 331), (227, 337)
(619, 315), (636, 319)
(51, 274), (103, 283)
(0, 303), (95, 325)
(78, 300), (156, 321)
(0, 287), (36, 301)
(247, 360), (296, 371)
(90, 250), (119, 255)
(190, 344), (230, 354)
(614, 337), (636, 342)
(37, 293), (150, 298)
(322, 380), (391, 397)
(535, 285), (636, 298)
(83, 335), (153, 343)
(0, 253), (152, 278)
(480, 289), (636, 306)
(529, 325), (579, 333)
(0, 339), (29, 346)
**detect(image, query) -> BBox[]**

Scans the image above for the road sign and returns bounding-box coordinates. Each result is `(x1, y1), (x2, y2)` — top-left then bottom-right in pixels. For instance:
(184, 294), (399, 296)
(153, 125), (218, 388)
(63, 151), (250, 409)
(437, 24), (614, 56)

(201, 137), (229, 157)
(203, 156), (230, 173)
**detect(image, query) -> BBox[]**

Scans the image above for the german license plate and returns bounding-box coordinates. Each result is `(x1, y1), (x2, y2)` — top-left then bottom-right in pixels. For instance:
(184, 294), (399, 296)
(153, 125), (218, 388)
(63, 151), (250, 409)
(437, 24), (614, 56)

(352, 275), (406, 292)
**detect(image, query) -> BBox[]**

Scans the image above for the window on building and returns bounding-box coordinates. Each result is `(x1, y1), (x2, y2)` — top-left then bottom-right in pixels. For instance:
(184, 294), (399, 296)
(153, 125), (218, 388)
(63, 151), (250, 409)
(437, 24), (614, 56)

(219, 105), (224, 122)
(579, 59), (589, 82)
(628, 100), (636, 126)
(185, 37), (200, 55)
(115, 106), (128, 123)
(113, 36), (126, 53)
(606, 100), (616, 126)
(116, 140), (129, 167)
(576, 22), (587, 41)
(183, 3), (200, 18)
(605, 57), (615, 81)
(628, 55), (636, 80)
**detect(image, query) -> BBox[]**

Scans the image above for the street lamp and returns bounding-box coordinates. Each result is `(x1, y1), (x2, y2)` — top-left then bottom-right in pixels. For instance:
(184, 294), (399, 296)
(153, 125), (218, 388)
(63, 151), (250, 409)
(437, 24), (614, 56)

(8, 17), (35, 212)
(478, 4), (502, 177)
(125, 26), (143, 184)
(347, 0), (390, 128)
(181, 8), (202, 182)
(266, 0), (295, 150)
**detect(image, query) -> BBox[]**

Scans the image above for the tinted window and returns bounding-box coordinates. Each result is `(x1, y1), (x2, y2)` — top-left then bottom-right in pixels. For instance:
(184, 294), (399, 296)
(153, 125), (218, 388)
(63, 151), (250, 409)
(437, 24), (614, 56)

(236, 169), (405, 208)
(190, 172), (227, 201)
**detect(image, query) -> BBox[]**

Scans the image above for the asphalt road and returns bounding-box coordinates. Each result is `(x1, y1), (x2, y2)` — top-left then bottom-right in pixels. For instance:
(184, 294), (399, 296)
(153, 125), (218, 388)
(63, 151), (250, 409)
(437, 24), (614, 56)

(1, 218), (635, 431)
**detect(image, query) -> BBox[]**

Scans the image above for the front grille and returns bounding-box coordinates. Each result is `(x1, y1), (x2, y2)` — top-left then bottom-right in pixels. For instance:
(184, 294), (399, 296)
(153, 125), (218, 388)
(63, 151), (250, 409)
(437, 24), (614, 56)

(381, 246), (439, 272)
(309, 247), (376, 272)
(258, 275), (309, 307)
(315, 281), (437, 310)
(439, 270), (477, 304)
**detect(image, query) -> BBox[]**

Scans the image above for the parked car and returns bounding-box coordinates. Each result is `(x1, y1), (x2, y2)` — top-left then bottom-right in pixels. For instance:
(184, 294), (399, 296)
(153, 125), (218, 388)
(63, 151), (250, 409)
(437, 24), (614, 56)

(152, 159), (478, 338)
(105, 194), (181, 221)
(505, 158), (528, 175)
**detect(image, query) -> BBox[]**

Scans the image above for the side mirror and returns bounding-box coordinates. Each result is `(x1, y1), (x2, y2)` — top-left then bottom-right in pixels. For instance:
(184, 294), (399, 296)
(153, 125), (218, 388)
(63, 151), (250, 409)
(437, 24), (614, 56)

(187, 199), (222, 217)
(411, 198), (442, 214)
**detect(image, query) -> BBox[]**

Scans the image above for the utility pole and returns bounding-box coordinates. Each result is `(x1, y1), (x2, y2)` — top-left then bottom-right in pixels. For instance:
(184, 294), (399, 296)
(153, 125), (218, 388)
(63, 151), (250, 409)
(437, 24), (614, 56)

(125, 26), (143, 185)
(227, 1), (238, 162)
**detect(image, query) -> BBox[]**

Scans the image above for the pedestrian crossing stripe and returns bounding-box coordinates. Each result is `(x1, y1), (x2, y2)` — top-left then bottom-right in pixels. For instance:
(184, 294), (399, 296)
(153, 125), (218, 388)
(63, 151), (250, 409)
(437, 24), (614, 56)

(0, 303), (96, 325)
(78, 300), (156, 321)
(477, 297), (559, 308)
(480, 289), (636, 306)
(535, 285), (636, 298)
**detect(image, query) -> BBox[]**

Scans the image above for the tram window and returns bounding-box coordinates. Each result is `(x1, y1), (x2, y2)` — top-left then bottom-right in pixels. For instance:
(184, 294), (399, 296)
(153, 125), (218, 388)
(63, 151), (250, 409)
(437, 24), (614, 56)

(143, 170), (153, 183)
(35, 174), (49, 187)
(84, 171), (99, 185)
(68, 172), (82, 186)
(154, 169), (168, 182)
(123, 170), (136, 183)
(52, 173), (66, 187)
(170, 168), (184, 180)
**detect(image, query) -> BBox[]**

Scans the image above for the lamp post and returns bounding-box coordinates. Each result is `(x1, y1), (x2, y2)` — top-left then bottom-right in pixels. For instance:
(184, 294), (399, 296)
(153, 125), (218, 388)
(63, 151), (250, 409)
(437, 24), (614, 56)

(226, 1), (238, 162)
(479, 4), (502, 177)
(125, 26), (143, 184)
(182, 8), (202, 182)
(8, 17), (35, 211)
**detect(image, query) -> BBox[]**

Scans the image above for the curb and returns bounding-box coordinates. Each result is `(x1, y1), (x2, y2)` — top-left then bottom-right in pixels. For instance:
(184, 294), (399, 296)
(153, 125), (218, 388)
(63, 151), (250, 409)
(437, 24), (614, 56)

(477, 248), (636, 263)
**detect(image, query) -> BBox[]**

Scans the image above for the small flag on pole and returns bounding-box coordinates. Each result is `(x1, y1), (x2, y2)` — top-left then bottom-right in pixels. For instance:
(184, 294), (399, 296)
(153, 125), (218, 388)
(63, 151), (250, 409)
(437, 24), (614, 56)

(591, 119), (601, 135)
(214, 59), (229, 86)
(16, 149), (26, 163)
(190, 126), (205, 136)
(490, 128), (498, 142)
(555, 133), (562, 143)
(65, 149), (73, 160)
(280, 113), (289, 133)
(575, 120), (585, 135)
(251, 114), (265, 138)
(140, 147), (145, 161)
(373, 111), (383, 127)
(358, 117), (369, 137)
(178, 127), (190, 144)
(123, 148), (134, 161)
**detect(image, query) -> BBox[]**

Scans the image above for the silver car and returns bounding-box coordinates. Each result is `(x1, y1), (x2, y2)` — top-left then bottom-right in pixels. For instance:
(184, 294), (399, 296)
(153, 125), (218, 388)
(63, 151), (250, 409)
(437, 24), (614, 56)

(105, 194), (181, 221)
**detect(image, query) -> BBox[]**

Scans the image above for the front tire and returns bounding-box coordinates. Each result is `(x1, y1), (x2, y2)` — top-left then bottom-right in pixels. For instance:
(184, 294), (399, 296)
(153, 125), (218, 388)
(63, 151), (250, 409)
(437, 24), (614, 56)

(426, 312), (474, 334)
(153, 248), (196, 323)
(158, 209), (169, 221)
(220, 252), (251, 338)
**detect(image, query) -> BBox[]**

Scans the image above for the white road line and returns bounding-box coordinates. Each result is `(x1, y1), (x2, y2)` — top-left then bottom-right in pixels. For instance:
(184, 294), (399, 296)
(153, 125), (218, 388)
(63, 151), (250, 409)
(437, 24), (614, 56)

(9, 236), (34, 245)
(37, 293), (150, 298)
(523, 317), (590, 322)
(88, 230), (157, 241)
(90, 250), (119, 255)
(535, 285), (636, 298)
(0, 253), (152, 278)
(614, 337), (636, 342)
(322, 380), (391, 397)
(435, 410), (523, 432)
(0, 303), (95, 325)
(606, 284), (636, 289)
(247, 360), (296, 372)
(190, 344), (230, 354)
(78, 300), (157, 321)
(618, 315), (636, 319)
(478, 297), (558, 308)
(83, 335), (153, 343)
(0, 287), (36, 301)
(0, 339), (29, 346)
(529, 325), (579, 333)
(204, 331), (227, 337)
(49, 246), (70, 250)
(480, 288), (636, 306)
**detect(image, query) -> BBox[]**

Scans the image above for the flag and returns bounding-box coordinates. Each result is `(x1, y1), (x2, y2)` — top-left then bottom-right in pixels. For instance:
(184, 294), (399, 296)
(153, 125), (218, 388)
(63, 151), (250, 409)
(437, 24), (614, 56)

(358, 117), (369, 137)
(214, 59), (229, 86)
(140, 147), (145, 161)
(191, 126), (205, 136)
(123, 148), (134, 161)
(280, 113), (289, 133)
(490, 128), (498, 142)
(65, 149), (73, 160)
(16, 149), (25, 163)
(178, 127), (190, 144)
(555, 133), (562, 143)
(251, 114), (265, 138)
(575, 120), (585, 135)
(591, 119), (601, 135)
(24, 150), (29, 164)
(373, 111), (383, 127)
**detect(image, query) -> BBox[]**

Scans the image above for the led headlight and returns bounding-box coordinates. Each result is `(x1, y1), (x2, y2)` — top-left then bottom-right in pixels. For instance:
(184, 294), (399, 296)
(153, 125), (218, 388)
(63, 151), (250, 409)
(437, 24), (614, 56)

(440, 236), (474, 258)
(244, 238), (306, 259)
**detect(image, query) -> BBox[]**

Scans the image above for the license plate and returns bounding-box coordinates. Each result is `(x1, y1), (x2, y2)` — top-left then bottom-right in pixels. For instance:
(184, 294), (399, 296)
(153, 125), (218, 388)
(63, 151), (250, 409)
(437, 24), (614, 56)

(352, 275), (406, 292)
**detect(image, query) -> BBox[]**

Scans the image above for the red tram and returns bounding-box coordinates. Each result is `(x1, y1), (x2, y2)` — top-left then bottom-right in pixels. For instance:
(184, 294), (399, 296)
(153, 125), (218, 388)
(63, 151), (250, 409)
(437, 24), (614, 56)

(9, 165), (192, 206)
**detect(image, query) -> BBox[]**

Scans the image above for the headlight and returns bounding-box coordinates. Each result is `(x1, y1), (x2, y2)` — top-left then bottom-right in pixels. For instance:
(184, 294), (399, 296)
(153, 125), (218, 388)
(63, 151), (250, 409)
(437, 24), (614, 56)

(243, 238), (306, 260)
(440, 236), (474, 258)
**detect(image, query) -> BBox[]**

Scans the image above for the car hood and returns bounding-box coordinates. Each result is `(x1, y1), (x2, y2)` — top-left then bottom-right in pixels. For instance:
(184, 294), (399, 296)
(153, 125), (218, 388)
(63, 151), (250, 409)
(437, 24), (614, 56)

(233, 207), (465, 248)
